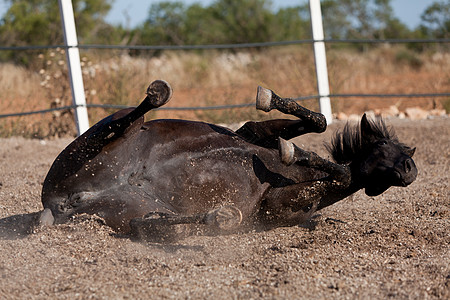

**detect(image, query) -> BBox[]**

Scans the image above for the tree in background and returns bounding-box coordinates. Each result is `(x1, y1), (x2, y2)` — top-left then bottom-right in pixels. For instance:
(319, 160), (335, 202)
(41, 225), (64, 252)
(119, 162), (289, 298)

(207, 0), (275, 44)
(0, 0), (447, 62)
(0, 0), (62, 46)
(139, 1), (188, 46)
(138, 0), (309, 46)
(273, 6), (309, 41)
(314, 0), (411, 40)
(419, 0), (449, 39)
(0, 0), (116, 63)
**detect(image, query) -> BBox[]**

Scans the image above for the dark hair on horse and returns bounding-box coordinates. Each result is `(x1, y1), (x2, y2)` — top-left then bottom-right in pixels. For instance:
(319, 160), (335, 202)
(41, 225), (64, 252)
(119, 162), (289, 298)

(326, 116), (405, 164)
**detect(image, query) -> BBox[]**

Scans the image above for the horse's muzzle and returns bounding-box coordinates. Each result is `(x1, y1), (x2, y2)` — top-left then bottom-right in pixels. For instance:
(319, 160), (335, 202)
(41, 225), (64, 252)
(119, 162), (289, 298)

(394, 157), (417, 187)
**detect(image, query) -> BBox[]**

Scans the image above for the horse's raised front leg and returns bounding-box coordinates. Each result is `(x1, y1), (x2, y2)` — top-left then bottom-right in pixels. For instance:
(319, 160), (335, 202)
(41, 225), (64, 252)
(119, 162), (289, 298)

(129, 206), (243, 242)
(279, 138), (350, 186)
(260, 140), (350, 228)
(236, 86), (327, 149)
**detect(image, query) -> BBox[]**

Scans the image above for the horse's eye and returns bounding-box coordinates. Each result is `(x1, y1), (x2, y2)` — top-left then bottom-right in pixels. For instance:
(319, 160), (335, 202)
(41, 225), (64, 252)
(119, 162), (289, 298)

(377, 140), (387, 146)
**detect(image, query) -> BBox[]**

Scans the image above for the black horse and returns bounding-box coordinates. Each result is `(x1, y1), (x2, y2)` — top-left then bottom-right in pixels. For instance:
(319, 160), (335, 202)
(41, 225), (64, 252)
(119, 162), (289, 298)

(39, 80), (417, 242)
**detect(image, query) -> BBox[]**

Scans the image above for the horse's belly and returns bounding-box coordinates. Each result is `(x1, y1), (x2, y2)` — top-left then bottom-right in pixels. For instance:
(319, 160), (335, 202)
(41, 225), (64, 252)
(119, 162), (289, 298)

(43, 124), (275, 230)
(138, 151), (268, 216)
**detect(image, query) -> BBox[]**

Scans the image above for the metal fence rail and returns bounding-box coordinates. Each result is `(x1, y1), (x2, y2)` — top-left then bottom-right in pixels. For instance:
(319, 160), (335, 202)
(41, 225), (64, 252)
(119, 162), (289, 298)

(1, 40), (449, 119)
(1, 92), (449, 119)
(1, 38), (449, 51)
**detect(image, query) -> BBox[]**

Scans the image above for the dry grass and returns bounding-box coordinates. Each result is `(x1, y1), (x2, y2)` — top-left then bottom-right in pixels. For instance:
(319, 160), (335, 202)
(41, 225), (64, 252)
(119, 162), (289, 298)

(0, 46), (449, 138)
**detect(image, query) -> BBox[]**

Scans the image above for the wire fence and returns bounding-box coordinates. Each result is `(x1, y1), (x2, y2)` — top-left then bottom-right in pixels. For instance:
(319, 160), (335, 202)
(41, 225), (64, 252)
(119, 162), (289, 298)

(0, 38), (449, 120)
(1, 38), (449, 51)
(2, 93), (450, 119)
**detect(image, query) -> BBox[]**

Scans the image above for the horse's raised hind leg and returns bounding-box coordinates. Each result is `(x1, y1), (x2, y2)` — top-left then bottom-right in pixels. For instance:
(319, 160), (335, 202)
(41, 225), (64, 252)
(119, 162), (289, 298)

(40, 80), (173, 227)
(235, 86), (327, 149)
(87, 80), (172, 144)
(129, 206), (243, 242)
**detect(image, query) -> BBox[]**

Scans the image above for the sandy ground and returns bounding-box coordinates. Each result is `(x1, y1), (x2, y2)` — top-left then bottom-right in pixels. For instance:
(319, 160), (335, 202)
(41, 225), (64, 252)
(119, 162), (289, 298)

(0, 116), (448, 299)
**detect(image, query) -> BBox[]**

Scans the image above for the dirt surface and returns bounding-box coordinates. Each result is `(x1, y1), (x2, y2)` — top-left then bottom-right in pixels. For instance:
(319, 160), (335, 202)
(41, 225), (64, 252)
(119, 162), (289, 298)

(0, 117), (448, 299)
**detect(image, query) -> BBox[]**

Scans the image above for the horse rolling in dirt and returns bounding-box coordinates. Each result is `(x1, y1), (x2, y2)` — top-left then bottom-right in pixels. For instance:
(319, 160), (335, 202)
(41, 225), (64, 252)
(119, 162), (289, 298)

(39, 80), (417, 242)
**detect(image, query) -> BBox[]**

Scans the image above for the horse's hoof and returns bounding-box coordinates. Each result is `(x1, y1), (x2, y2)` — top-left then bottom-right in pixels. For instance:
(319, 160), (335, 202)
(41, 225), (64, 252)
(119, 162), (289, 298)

(256, 86), (273, 112)
(38, 208), (55, 226)
(146, 80), (172, 107)
(279, 138), (296, 166)
(205, 206), (243, 230)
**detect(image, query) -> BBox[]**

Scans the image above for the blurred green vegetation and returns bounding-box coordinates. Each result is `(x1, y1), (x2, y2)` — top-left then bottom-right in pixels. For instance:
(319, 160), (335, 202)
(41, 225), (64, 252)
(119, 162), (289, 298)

(0, 0), (448, 65)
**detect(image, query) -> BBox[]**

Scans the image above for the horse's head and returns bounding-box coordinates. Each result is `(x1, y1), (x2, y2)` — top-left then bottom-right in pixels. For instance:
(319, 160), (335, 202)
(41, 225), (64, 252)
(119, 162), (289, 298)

(327, 114), (418, 197)
(358, 114), (417, 196)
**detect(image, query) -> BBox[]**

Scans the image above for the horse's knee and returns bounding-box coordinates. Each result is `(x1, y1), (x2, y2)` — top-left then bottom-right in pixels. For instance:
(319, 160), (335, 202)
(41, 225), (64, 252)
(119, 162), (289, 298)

(314, 113), (327, 133)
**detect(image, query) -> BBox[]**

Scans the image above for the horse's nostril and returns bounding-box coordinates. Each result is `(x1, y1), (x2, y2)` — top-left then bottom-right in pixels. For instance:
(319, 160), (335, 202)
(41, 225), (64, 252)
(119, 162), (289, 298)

(404, 159), (412, 173)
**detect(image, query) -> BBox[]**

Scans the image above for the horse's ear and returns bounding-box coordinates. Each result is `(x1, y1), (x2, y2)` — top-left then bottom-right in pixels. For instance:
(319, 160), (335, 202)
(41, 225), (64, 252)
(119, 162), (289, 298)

(360, 113), (377, 142)
(405, 147), (416, 157)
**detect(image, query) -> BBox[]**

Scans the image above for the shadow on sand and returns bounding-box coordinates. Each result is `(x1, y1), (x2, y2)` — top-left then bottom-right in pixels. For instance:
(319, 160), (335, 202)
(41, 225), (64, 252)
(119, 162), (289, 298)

(0, 212), (206, 253)
(0, 212), (39, 240)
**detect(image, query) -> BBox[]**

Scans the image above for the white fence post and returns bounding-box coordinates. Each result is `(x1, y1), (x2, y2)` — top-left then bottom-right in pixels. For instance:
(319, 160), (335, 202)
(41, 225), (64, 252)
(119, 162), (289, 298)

(58, 0), (89, 135)
(309, 0), (333, 124)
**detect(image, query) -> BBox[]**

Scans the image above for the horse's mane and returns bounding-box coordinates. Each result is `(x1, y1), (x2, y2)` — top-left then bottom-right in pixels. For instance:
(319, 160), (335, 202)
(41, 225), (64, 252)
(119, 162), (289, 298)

(326, 117), (398, 164)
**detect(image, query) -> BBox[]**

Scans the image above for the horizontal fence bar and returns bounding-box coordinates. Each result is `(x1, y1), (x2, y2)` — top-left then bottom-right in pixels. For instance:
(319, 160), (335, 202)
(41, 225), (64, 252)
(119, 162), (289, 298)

(1, 93), (448, 119)
(0, 105), (75, 118)
(0, 38), (449, 52)
(86, 103), (255, 110)
(79, 40), (311, 50)
(0, 45), (66, 51)
(330, 93), (450, 98)
(324, 38), (450, 44)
